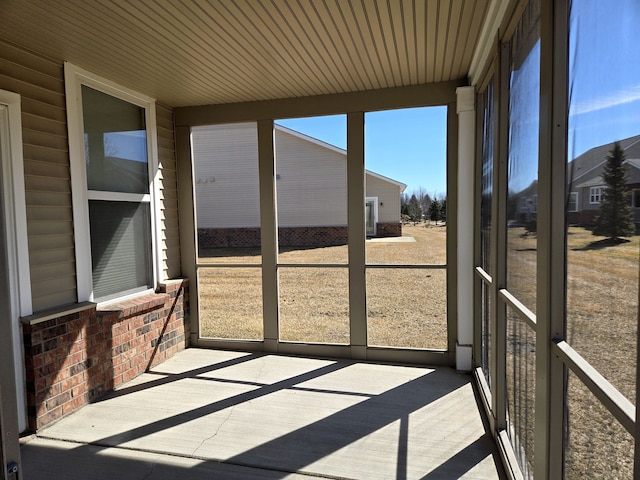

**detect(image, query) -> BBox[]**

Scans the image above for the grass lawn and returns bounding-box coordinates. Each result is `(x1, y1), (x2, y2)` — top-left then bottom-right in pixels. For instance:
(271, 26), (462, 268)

(504, 226), (639, 478)
(198, 223), (638, 477)
(198, 223), (448, 348)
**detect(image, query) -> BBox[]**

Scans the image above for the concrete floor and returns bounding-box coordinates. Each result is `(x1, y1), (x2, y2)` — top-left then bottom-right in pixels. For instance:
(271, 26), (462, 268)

(21, 348), (505, 479)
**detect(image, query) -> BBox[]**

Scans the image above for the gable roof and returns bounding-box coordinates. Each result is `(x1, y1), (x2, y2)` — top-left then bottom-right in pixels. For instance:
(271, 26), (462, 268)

(275, 125), (407, 192)
(569, 135), (640, 183)
(574, 159), (640, 189)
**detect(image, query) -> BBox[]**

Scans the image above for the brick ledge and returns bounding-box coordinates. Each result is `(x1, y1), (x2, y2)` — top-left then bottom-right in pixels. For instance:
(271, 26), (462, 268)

(96, 293), (169, 321)
(20, 301), (97, 326)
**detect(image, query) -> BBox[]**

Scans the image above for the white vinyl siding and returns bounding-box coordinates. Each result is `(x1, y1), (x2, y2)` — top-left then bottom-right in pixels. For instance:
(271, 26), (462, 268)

(275, 128), (347, 227)
(156, 104), (181, 279)
(0, 39), (77, 311)
(366, 174), (402, 223)
(193, 124), (403, 229)
(192, 123), (261, 229)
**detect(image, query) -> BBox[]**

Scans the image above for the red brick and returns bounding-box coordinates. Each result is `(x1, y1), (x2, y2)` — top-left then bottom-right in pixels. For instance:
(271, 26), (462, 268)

(71, 384), (86, 399)
(69, 340), (86, 355)
(52, 369), (70, 385)
(62, 396), (86, 415)
(67, 318), (86, 334)
(30, 331), (43, 344)
(32, 354), (44, 369)
(122, 369), (138, 383)
(40, 406), (63, 426)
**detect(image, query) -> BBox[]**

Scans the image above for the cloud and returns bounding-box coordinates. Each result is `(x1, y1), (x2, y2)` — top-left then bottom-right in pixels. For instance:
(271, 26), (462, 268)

(570, 84), (640, 116)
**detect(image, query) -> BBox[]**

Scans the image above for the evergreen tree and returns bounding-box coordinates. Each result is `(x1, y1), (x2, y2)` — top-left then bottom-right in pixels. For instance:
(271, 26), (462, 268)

(429, 198), (441, 224)
(440, 198), (447, 222)
(407, 194), (422, 223)
(593, 142), (635, 240)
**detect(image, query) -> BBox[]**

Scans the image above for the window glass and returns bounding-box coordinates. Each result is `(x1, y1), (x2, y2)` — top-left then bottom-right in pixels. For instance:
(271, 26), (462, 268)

(479, 79), (495, 387)
(588, 187), (602, 204)
(480, 80), (494, 274)
(566, 0), (639, 406)
(82, 86), (149, 194)
(503, 2), (539, 477)
(89, 201), (152, 300)
(77, 80), (154, 302)
(505, 0), (540, 314)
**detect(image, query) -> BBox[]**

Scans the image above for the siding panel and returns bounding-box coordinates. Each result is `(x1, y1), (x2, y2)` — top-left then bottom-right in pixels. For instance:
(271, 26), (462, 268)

(275, 129), (348, 227)
(0, 39), (77, 310)
(192, 124), (403, 229)
(156, 103), (181, 280)
(1, 40), (181, 308)
(366, 175), (402, 223)
(192, 122), (262, 228)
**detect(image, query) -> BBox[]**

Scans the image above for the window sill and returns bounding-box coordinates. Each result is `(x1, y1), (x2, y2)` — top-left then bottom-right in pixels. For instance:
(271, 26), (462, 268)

(20, 301), (97, 326)
(96, 292), (169, 321)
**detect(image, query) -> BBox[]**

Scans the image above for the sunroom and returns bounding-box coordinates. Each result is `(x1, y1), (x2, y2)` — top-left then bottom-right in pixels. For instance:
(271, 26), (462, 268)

(0, 0), (638, 478)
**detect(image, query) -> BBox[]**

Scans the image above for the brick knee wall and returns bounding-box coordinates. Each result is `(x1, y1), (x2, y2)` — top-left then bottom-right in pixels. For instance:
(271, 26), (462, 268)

(199, 226), (349, 248)
(199, 225), (403, 249)
(198, 227), (261, 248)
(22, 279), (189, 431)
(375, 222), (402, 237)
(278, 226), (348, 246)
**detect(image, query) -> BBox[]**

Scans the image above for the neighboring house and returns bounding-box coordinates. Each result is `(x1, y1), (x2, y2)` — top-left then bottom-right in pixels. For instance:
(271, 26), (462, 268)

(567, 136), (640, 227)
(193, 123), (407, 249)
(509, 180), (538, 228)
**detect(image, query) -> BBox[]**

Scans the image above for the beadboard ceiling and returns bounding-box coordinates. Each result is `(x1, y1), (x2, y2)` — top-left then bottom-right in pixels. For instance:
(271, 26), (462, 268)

(1, 0), (490, 107)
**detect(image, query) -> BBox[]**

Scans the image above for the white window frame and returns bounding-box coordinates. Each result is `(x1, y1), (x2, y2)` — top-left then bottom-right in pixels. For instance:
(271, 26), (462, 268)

(567, 192), (579, 212)
(64, 63), (161, 304)
(589, 186), (603, 204)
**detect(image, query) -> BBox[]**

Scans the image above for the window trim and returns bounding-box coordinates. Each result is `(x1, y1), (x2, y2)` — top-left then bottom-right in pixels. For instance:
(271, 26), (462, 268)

(64, 62), (161, 303)
(567, 191), (579, 212)
(589, 186), (603, 204)
(365, 196), (378, 236)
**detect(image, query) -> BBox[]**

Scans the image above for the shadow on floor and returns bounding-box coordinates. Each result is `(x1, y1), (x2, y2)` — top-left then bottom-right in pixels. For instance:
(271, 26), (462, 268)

(22, 349), (506, 479)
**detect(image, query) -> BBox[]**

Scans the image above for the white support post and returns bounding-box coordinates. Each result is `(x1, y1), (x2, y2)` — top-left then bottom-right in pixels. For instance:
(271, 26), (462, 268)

(456, 86), (475, 372)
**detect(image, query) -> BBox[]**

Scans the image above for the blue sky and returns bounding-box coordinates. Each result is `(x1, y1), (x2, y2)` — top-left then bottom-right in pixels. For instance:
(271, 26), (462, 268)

(568, 0), (640, 160)
(276, 2), (640, 197)
(276, 106), (448, 197)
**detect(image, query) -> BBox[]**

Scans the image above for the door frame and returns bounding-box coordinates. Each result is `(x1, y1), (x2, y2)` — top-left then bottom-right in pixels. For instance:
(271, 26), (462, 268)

(0, 90), (33, 436)
(365, 196), (378, 237)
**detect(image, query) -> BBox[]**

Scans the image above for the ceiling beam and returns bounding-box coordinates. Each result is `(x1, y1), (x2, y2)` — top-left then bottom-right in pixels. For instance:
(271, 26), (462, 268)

(175, 80), (466, 126)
